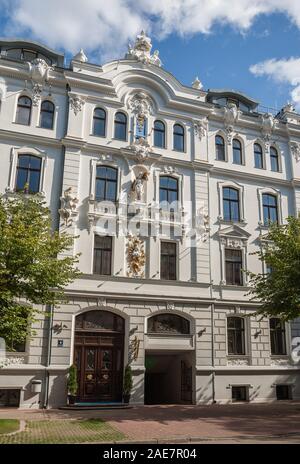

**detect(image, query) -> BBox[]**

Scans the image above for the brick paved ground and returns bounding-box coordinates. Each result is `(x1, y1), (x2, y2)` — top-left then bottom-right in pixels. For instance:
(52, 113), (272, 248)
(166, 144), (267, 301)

(0, 403), (299, 443)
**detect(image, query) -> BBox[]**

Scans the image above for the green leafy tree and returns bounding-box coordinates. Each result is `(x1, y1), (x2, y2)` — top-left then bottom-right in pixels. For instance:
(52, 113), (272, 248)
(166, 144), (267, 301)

(0, 193), (80, 350)
(248, 216), (300, 321)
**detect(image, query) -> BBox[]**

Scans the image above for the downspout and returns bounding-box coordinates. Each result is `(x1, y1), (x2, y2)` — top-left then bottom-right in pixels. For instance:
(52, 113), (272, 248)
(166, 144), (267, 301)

(44, 304), (53, 409)
(207, 150), (216, 403)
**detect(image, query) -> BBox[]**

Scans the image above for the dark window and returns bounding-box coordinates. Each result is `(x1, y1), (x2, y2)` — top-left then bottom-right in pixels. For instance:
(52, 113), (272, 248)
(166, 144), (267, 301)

(154, 120), (165, 148)
(262, 194), (278, 225)
(93, 236), (112, 275)
(161, 241), (177, 280)
(270, 147), (279, 172)
(173, 124), (184, 152)
(40, 100), (55, 129)
(227, 317), (245, 355)
(159, 176), (178, 208)
(95, 166), (117, 202)
(270, 318), (286, 355)
(148, 314), (190, 334)
(254, 143), (263, 169)
(225, 249), (243, 286)
(215, 135), (225, 161)
(114, 112), (127, 140)
(16, 155), (41, 193)
(93, 108), (106, 136)
(233, 139), (242, 164)
(223, 187), (240, 221)
(16, 96), (32, 125)
(232, 386), (248, 402)
(276, 385), (292, 400)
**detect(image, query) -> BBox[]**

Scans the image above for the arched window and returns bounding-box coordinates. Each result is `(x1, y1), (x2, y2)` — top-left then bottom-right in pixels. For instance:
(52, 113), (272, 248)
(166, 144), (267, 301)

(254, 143), (263, 169)
(93, 108), (106, 136)
(75, 310), (124, 332)
(215, 135), (225, 161)
(262, 193), (278, 225)
(15, 155), (41, 193)
(173, 124), (184, 152)
(227, 317), (245, 355)
(95, 166), (118, 202)
(270, 147), (279, 172)
(159, 176), (178, 207)
(232, 139), (242, 165)
(114, 112), (127, 140)
(223, 187), (240, 221)
(269, 318), (286, 355)
(148, 314), (190, 334)
(40, 100), (55, 129)
(154, 120), (165, 148)
(16, 96), (32, 125)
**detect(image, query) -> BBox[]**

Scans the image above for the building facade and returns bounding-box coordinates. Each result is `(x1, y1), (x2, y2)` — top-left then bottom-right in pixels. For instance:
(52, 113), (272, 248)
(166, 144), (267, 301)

(0, 33), (300, 408)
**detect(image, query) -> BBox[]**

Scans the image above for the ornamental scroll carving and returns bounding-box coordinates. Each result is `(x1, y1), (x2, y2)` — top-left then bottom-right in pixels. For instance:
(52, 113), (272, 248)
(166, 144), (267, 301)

(224, 103), (240, 144)
(126, 235), (146, 278)
(194, 118), (208, 141)
(69, 95), (85, 116)
(130, 137), (153, 162)
(261, 113), (275, 152)
(27, 58), (53, 106)
(125, 31), (162, 67)
(128, 91), (153, 129)
(58, 187), (79, 226)
(290, 141), (300, 162)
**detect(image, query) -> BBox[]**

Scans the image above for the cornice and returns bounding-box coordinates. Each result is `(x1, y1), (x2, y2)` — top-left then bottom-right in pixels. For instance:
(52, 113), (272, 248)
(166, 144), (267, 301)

(211, 166), (292, 186)
(0, 128), (63, 148)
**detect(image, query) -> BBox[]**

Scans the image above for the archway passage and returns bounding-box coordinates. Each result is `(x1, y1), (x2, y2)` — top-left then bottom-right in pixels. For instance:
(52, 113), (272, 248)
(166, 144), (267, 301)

(74, 310), (125, 403)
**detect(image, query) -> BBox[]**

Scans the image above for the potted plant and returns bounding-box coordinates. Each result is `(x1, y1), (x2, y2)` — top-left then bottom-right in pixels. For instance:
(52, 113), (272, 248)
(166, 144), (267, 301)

(67, 364), (78, 405)
(123, 364), (133, 404)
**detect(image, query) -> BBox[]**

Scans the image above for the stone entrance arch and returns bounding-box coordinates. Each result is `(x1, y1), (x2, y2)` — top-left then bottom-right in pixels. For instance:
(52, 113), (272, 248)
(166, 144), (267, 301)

(74, 310), (125, 403)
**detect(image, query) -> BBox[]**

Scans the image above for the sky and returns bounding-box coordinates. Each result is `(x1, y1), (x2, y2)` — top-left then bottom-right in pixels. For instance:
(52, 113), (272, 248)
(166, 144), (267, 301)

(0, 0), (300, 112)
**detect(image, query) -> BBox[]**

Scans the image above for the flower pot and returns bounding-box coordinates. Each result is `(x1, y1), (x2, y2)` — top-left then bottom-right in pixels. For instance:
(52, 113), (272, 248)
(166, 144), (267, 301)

(123, 394), (131, 404)
(68, 394), (76, 405)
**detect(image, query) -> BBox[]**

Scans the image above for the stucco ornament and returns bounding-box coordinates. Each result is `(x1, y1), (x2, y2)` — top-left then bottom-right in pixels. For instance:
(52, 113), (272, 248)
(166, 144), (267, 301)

(290, 141), (300, 162)
(72, 49), (88, 63)
(192, 76), (203, 90)
(69, 95), (85, 115)
(224, 102), (240, 144)
(196, 207), (210, 242)
(128, 91), (153, 129)
(127, 235), (146, 278)
(261, 113), (275, 151)
(130, 137), (153, 162)
(131, 171), (149, 201)
(126, 30), (162, 67)
(194, 118), (208, 140)
(59, 187), (79, 226)
(28, 58), (53, 106)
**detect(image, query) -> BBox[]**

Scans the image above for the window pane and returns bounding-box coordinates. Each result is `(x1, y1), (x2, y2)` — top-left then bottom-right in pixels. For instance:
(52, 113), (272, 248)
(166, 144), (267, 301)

(270, 148), (279, 172)
(233, 139), (242, 164)
(173, 125), (184, 151)
(106, 181), (116, 201)
(29, 170), (40, 193)
(16, 169), (27, 191)
(16, 105), (31, 125)
(29, 156), (41, 170)
(93, 119), (105, 136)
(95, 179), (105, 200)
(154, 121), (165, 148)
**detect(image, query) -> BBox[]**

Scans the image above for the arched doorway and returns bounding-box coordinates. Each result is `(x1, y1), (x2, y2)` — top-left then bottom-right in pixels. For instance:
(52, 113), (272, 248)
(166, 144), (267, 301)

(74, 310), (125, 403)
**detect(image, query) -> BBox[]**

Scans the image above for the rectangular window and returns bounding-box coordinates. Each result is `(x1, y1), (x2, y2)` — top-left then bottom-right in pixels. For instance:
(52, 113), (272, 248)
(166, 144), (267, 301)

(232, 386), (248, 402)
(225, 249), (243, 286)
(270, 318), (286, 355)
(227, 317), (245, 355)
(160, 241), (177, 280)
(276, 385), (292, 400)
(93, 236), (112, 275)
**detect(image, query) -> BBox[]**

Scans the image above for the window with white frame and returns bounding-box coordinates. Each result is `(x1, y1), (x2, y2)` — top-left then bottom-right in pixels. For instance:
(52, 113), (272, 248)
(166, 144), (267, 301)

(227, 316), (245, 355)
(225, 249), (243, 286)
(223, 187), (240, 221)
(254, 143), (264, 169)
(215, 134), (225, 161)
(232, 138), (243, 165)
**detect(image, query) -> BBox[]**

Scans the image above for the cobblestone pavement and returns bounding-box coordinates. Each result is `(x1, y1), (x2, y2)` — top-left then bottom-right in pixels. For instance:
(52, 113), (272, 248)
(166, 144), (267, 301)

(0, 419), (125, 444)
(0, 403), (299, 443)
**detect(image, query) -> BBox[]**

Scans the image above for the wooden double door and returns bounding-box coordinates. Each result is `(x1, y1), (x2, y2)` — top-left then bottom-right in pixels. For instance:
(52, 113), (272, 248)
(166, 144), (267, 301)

(74, 335), (124, 403)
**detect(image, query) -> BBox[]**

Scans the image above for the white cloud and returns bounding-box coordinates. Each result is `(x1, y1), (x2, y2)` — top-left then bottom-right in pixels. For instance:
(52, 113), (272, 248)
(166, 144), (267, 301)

(1, 0), (300, 61)
(250, 57), (300, 109)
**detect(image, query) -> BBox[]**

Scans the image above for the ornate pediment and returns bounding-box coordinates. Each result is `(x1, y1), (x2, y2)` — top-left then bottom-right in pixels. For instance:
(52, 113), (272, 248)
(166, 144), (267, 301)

(217, 224), (250, 248)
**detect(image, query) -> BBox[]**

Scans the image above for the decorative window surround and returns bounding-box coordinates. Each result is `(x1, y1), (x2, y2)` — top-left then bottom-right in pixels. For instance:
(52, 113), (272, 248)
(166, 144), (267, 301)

(269, 143), (283, 173)
(215, 130), (228, 161)
(217, 224), (251, 287)
(253, 139), (266, 169)
(232, 135), (245, 165)
(217, 180), (246, 223)
(6, 146), (47, 195)
(257, 187), (283, 228)
(225, 314), (250, 360)
(37, 97), (57, 130)
(89, 154), (121, 201)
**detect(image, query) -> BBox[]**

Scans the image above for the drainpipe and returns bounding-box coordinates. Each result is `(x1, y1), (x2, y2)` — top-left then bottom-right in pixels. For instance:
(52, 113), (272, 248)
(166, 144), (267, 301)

(43, 304), (54, 409)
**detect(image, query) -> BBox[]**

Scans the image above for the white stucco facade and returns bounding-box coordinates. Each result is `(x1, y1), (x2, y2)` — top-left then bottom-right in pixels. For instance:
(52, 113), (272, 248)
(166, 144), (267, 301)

(0, 33), (299, 408)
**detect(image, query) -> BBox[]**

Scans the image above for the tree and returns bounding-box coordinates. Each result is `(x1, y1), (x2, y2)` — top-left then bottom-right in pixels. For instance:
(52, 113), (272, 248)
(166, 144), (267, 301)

(0, 193), (80, 350)
(248, 216), (300, 321)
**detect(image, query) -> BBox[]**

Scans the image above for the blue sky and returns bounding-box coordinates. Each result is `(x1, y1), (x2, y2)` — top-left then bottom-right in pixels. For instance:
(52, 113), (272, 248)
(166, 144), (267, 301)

(0, 1), (300, 111)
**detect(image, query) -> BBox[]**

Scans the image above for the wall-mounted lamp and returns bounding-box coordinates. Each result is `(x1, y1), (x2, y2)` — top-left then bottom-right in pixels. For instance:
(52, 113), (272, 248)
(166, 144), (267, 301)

(198, 328), (206, 337)
(254, 330), (262, 339)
